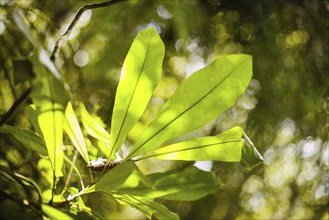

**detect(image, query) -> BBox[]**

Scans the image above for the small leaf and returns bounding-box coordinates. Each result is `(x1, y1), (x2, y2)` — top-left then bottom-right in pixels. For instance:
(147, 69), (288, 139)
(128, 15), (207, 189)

(80, 103), (111, 155)
(64, 102), (90, 164)
(0, 124), (47, 155)
(110, 27), (165, 160)
(240, 131), (263, 170)
(41, 204), (74, 220)
(114, 194), (179, 220)
(27, 105), (42, 136)
(12, 59), (35, 85)
(128, 54), (252, 158)
(117, 166), (218, 201)
(139, 126), (244, 162)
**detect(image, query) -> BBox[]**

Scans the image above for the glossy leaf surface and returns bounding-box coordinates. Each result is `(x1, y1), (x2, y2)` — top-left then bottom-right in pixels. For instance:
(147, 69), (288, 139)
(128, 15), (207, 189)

(109, 27), (165, 160)
(128, 54), (252, 158)
(64, 102), (89, 164)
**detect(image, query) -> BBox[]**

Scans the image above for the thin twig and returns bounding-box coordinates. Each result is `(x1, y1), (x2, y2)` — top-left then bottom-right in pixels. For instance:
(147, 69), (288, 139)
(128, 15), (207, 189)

(50, 0), (128, 62)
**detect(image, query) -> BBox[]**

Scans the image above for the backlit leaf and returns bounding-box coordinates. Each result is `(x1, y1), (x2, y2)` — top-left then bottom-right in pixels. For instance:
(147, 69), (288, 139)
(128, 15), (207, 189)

(80, 103), (110, 157)
(109, 27), (165, 160)
(139, 126), (244, 162)
(139, 126), (263, 169)
(64, 102), (90, 164)
(30, 52), (69, 177)
(128, 54), (252, 158)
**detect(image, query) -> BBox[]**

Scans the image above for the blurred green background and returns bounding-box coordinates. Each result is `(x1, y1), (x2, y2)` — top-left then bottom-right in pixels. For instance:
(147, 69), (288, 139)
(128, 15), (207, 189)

(0, 0), (328, 219)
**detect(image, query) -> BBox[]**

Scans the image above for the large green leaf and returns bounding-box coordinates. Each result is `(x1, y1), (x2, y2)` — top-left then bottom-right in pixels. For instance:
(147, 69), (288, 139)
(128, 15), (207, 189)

(0, 125), (47, 155)
(116, 166), (218, 202)
(109, 27), (165, 160)
(139, 126), (244, 162)
(114, 194), (179, 220)
(139, 126), (263, 169)
(30, 52), (69, 177)
(64, 102), (90, 164)
(79, 103), (111, 157)
(127, 54), (252, 158)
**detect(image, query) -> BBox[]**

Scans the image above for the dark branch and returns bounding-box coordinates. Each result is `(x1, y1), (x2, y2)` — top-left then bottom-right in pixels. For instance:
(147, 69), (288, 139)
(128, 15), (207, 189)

(50, 0), (128, 62)
(0, 88), (31, 127)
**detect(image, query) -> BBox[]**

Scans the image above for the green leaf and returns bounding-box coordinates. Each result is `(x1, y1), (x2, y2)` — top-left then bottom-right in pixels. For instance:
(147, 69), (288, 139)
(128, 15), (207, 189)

(27, 105), (42, 136)
(117, 166), (218, 201)
(0, 124), (47, 155)
(64, 102), (90, 164)
(139, 127), (263, 169)
(41, 204), (74, 220)
(240, 131), (263, 170)
(139, 126), (244, 162)
(128, 54), (252, 158)
(83, 160), (136, 194)
(110, 27), (165, 160)
(12, 59), (35, 85)
(30, 52), (69, 177)
(114, 194), (179, 220)
(79, 103), (110, 156)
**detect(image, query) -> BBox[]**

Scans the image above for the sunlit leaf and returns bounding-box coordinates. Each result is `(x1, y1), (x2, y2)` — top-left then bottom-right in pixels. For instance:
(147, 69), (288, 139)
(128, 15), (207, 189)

(0, 124), (47, 155)
(128, 54), (252, 158)
(110, 27), (165, 160)
(83, 160), (136, 194)
(114, 194), (179, 220)
(116, 166), (218, 201)
(64, 102), (90, 164)
(139, 126), (244, 161)
(79, 103), (110, 157)
(139, 126), (262, 169)
(30, 52), (69, 177)
(41, 204), (73, 220)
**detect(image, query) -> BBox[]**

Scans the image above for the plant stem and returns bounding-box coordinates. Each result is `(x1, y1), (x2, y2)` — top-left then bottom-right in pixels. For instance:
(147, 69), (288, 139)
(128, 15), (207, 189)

(50, 0), (128, 62)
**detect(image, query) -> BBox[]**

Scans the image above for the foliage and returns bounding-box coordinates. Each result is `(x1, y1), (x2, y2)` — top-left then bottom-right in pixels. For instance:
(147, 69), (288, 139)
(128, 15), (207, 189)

(0, 6), (262, 218)
(1, 0), (328, 219)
